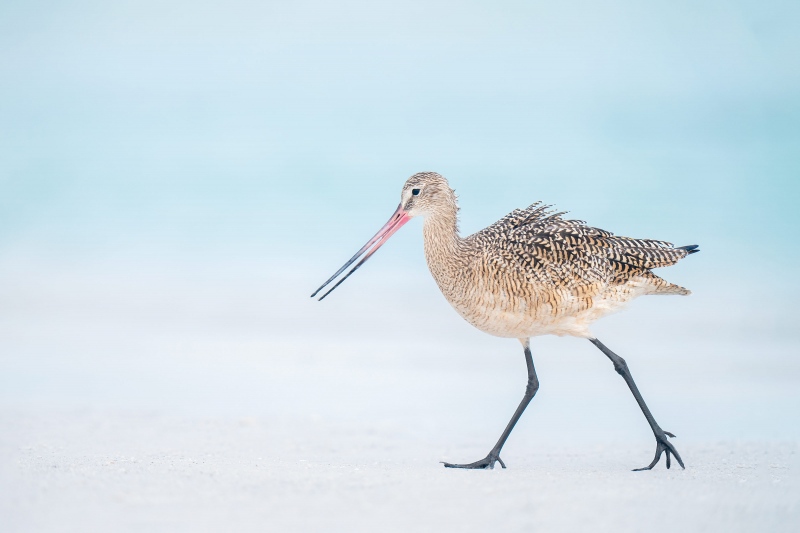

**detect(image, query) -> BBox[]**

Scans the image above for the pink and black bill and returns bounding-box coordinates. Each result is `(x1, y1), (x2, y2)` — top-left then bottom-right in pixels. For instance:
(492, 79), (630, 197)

(311, 204), (410, 301)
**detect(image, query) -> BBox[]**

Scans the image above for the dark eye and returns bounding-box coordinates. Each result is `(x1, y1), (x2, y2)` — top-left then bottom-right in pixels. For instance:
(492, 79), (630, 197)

(412, 188), (421, 196)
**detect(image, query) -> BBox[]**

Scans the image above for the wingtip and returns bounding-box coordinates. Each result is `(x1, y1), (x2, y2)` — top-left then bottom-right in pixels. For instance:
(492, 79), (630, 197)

(677, 244), (700, 255)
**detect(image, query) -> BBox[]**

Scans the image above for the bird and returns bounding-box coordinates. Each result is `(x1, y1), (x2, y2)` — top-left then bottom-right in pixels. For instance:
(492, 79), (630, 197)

(312, 171), (699, 471)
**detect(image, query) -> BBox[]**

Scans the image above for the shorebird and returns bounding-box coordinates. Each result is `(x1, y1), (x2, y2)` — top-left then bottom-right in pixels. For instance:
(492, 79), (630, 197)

(312, 172), (698, 470)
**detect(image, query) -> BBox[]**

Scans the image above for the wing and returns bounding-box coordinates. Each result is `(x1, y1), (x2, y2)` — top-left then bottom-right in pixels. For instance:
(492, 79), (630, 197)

(472, 202), (695, 293)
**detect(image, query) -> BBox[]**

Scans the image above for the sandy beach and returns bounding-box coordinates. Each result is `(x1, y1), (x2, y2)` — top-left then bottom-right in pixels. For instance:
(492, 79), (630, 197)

(2, 261), (798, 532)
(3, 409), (797, 533)
(2, 2), (799, 528)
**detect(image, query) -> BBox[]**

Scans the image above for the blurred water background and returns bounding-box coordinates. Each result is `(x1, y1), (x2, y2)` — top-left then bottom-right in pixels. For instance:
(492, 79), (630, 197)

(1, 0), (799, 449)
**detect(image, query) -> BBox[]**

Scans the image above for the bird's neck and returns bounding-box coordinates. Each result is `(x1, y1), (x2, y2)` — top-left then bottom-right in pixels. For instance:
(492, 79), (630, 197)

(422, 205), (464, 280)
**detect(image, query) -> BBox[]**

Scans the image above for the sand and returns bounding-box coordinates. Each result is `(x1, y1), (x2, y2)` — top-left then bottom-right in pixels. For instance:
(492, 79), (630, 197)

(2, 410), (798, 533)
(1, 261), (798, 532)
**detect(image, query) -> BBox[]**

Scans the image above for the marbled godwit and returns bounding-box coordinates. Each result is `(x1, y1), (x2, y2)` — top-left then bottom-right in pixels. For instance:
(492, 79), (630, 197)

(312, 172), (698, 470)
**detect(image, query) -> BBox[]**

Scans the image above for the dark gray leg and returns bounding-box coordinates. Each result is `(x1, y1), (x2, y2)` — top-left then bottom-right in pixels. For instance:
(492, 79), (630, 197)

(443, 339), (539, 470)
(590, 338), (685, 471)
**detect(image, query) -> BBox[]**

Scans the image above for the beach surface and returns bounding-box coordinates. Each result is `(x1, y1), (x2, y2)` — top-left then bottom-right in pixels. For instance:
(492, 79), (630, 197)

(2, 409), (797, 533)
(2, 260), (798, 533)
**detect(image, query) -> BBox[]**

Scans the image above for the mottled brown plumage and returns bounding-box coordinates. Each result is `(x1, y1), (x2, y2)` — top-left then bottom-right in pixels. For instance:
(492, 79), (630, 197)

(401, 172), (695, 339)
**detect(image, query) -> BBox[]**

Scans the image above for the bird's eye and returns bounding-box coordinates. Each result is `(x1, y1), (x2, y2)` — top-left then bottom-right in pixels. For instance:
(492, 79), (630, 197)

(412, 188), (421, 196)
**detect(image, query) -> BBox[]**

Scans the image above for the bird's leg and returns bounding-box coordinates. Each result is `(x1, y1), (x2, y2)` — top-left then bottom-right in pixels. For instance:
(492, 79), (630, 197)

(443, 339), (539, 470)
(589, 338), (685, 471)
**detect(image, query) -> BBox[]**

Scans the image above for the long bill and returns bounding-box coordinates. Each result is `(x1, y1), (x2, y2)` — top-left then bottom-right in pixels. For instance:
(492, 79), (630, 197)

(311, 203), (411, 301)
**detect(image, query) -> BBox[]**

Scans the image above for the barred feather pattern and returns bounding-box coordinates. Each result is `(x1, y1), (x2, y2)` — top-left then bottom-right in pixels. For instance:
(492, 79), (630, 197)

(403, 172), (695, 339)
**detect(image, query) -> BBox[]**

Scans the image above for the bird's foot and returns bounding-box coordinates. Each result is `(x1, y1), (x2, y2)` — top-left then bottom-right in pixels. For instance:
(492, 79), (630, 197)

(634, 430), (685, 471)
(442, 452), (506, 470)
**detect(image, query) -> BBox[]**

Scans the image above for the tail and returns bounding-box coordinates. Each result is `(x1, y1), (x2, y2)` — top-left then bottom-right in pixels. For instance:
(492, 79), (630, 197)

(641, 245), (698, 296)
(642, 272), (692, 296)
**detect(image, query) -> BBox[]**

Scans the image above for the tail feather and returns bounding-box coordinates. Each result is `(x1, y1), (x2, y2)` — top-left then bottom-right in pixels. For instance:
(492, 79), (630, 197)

(641, 272), (692, 295)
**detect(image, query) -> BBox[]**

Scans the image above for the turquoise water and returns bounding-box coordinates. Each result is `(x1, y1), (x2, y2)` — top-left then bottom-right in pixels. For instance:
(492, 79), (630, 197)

(2, 1), (797, 257)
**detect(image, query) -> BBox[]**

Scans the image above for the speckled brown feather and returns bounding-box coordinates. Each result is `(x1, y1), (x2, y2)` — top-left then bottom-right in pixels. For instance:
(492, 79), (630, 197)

(400, 172), (696, 339)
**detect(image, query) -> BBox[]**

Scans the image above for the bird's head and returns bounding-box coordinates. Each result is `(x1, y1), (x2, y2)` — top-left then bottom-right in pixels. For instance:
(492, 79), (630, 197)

(400, 171), (456, 219)
(311, 171), (454, 300)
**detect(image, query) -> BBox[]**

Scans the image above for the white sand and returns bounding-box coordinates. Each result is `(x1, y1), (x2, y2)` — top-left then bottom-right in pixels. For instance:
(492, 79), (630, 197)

(1, 260), (798, 531)
(2, 410), (797, 533)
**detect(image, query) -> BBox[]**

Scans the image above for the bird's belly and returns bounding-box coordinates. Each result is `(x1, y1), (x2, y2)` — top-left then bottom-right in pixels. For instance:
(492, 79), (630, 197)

(446, 288), (636, 339)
